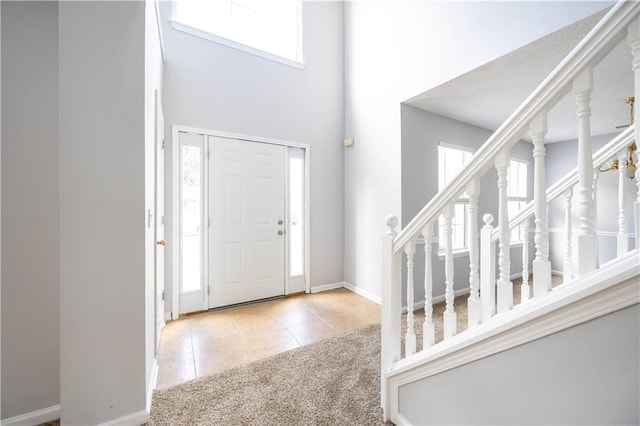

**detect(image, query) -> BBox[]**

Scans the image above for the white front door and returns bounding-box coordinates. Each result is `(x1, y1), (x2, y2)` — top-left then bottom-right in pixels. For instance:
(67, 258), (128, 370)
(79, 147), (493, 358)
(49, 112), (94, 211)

(209, 136), (286, 308)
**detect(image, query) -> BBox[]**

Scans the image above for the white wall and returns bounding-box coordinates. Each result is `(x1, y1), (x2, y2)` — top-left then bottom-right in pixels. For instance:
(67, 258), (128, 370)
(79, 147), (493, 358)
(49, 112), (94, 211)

(399, 303), (639, 425)
(59, 2), (148, 423)
(145, 0), (164, 401)
(344, 1), (613, 300)
(159, 1), (344, 312)
(1, 1), (59, 419)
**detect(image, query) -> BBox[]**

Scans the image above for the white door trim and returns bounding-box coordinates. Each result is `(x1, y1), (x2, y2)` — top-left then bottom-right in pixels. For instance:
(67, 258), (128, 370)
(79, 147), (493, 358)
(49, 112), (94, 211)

(171, 125), (310, 318)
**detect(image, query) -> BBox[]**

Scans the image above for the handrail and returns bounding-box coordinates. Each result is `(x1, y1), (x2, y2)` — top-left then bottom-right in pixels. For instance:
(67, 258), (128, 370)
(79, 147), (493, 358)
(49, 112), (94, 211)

(393, 1), (640, 254)
(492, 125), (636, 241)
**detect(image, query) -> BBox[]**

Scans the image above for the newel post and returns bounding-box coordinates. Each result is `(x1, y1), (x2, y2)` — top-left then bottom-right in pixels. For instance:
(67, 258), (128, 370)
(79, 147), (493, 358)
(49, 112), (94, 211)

(381, 215), (401, 421)
(573, 67), (598, 276)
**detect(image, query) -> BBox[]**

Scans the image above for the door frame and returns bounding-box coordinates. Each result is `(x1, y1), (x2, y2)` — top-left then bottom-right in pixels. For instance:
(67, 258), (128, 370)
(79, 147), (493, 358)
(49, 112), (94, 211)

(171, 125), (311, 319)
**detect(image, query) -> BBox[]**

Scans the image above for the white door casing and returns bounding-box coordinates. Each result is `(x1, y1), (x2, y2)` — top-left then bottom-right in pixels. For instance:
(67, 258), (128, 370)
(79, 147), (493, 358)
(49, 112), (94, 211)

(154, 91), (165, 351)
(178, 131), (207, 314)
(209, 136), (286, 308)
(172, 126), (310, 317)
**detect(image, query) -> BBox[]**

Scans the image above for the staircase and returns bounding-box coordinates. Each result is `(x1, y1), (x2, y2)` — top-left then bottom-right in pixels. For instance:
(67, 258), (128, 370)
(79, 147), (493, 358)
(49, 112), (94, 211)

(381, 2), (640, 424)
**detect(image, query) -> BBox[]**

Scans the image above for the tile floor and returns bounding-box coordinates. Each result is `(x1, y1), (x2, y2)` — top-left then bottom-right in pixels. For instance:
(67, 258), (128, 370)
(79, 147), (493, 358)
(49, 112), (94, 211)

(156, 288), (381, 389)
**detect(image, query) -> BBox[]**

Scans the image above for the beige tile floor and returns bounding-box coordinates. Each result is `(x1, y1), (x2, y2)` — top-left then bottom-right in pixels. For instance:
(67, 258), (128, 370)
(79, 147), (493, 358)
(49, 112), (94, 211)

(156, 288), (381, 389)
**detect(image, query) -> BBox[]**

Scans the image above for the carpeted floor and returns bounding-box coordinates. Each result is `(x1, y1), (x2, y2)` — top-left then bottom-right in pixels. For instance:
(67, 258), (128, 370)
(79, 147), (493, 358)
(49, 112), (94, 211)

(148, 323), (388, 425)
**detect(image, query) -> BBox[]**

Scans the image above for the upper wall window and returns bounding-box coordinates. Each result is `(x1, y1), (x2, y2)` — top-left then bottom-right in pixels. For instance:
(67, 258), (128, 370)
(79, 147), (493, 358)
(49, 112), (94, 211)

(173, 0), (303, 67)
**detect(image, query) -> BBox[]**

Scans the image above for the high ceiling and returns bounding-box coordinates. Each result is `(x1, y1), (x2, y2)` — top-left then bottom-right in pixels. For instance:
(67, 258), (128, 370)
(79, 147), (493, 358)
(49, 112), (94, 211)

(404, 9), (634, 143)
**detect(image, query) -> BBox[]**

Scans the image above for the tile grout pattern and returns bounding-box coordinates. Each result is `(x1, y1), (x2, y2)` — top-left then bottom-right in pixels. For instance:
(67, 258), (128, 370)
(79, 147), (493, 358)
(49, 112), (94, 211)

(156, 288), (381, 389)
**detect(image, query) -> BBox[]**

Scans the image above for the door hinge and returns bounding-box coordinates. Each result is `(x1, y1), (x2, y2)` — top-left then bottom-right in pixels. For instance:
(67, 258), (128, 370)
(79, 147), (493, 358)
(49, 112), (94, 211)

(162, 139), (165, 150)
(161, 290), (165, 301)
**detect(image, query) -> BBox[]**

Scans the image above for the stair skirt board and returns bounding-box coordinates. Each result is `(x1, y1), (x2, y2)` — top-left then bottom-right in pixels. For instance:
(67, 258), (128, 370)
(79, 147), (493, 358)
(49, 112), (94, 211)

(1, 405), (60, 426)
(385, 251), (639, 423)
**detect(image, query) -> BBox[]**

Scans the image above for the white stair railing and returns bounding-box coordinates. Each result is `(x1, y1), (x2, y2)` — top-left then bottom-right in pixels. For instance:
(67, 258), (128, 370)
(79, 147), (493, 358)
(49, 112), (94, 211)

(381, 2), (640, 422)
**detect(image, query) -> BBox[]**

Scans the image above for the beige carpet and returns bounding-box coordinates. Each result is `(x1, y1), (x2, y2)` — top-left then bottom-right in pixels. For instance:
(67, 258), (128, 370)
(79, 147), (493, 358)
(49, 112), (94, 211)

(148, 324), (388, 425)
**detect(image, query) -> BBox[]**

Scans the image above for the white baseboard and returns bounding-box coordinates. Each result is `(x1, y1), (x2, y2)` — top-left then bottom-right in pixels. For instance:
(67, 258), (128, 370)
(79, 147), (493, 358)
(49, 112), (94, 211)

(396, 414), (412, 426)
(98, 409), (150, 426)
(310, 282), (345, 293)
(97, 359), (157, 426)
(2, 405), (60, 426)
(343, 282), (382, 305)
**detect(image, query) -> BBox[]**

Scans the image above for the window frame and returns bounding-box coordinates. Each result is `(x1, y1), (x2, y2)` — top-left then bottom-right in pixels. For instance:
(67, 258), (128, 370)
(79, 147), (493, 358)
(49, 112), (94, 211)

(507, 158), (530, 243)
(437, 143), (475, 254)
(170, 0), (305, 69)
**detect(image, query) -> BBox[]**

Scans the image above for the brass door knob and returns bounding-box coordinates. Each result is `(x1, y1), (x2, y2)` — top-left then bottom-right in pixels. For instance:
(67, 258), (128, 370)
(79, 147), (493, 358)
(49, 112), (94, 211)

(156, 240), (166, 246)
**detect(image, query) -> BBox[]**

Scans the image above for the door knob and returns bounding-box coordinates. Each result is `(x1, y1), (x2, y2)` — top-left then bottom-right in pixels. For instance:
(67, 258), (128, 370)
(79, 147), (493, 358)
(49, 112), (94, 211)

(277, 230), (284, 236)
(156, 240), (166, 246)
(278, 219), (284, 225)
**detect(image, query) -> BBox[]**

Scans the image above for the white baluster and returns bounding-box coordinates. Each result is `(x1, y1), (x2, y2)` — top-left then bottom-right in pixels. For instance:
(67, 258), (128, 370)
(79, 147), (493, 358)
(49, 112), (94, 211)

(422, 223), (435, 349)
(496, 149), (513, 313)
(381, 215), (401, 422)
(520, 219), (530, 303)
(628, 19), (640, 243)
(480, 214), (495, 323)
(573, 67), (598, 276)
(467, 179), (481, 328)
(531, 113), (552, 296)
(442, 204), (457, 338)
(592, 170), (600, 267)
(563, 188), (574, 283)
(404, 240), (417, 356)
(617, 149), (629, 256)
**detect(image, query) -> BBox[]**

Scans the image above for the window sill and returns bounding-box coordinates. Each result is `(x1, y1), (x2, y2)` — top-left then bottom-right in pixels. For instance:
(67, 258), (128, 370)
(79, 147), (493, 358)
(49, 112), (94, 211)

(170, 20), (306, 70)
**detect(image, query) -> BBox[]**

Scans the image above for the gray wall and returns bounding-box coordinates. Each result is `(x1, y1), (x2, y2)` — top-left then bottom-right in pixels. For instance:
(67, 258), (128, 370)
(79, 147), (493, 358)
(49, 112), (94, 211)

(401, 104), (534, 302)
(1, 1), (59, 419)
(159, 1), (345, 312)
(547, 133), (637, 272)
(344, 1), (613, 301)
(400, 303), (640, 425)
(59, 2), (148, 423)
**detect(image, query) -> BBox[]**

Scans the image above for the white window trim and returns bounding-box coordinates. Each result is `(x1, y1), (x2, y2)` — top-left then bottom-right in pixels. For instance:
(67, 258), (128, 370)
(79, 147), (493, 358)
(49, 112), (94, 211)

(170, 1), (305, 70)
(437, 142), (475, 253)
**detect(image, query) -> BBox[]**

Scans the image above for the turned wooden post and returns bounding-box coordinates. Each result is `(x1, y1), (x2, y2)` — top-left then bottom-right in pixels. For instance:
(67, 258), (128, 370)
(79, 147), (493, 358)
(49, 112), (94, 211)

(573, 67), (598, 276)
(467, 179), (481, 328)
(531, 113), (552, 296)
(422, 223), (435, 349)
(496, 149), (513, 313)
(442, 204), (457, 338)
(480, 214), (496, 322)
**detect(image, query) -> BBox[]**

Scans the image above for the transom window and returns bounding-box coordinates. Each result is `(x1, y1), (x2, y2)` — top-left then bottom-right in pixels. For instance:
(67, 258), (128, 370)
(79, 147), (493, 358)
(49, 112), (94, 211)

(173, 0), (303, 65)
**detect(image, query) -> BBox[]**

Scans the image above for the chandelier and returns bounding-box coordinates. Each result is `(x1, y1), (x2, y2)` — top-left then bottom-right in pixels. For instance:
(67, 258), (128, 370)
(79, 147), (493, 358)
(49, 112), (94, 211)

(598, 96), (637, 179)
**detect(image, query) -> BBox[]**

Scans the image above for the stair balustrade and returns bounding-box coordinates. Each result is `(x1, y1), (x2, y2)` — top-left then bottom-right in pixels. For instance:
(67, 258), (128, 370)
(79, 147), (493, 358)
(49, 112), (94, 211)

(381, 2), (640, 422)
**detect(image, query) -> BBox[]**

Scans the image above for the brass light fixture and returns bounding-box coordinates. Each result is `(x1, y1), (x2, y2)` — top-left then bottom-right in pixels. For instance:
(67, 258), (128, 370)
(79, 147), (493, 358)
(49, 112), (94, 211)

(599, 96), (637, 179)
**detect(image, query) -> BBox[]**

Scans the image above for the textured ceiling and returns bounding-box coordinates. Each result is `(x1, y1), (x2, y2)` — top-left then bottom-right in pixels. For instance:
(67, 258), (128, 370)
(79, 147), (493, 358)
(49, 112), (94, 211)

(405, 9), (634, 143)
